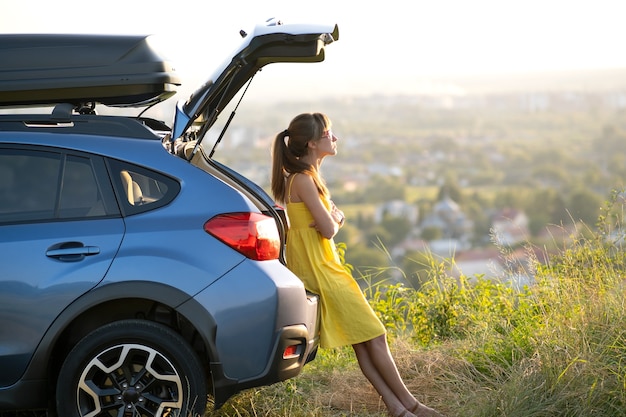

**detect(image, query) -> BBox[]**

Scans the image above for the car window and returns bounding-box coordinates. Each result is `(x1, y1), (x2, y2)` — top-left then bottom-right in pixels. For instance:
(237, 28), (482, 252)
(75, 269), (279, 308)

(0, 148), (58, 222)
(59, 155), (106, 218)
(0, 147), (118, 223)
(108, 159), (179, 215)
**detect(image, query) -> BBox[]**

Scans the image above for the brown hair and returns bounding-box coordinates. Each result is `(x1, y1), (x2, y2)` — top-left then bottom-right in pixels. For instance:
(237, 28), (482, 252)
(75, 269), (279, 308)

(271, 112), (331, 203)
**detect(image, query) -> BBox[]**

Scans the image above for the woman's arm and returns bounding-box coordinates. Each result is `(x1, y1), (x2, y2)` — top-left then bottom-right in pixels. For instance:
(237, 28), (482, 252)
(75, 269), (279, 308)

(293, 174), (338, 239)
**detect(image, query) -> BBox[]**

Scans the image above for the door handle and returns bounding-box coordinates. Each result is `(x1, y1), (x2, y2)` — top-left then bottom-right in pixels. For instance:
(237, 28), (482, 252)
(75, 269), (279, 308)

(46, 244), (100, 261)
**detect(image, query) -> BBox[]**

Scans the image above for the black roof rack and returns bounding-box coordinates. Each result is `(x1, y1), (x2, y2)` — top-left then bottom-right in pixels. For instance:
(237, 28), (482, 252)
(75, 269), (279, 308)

(0, 103), (167, 139)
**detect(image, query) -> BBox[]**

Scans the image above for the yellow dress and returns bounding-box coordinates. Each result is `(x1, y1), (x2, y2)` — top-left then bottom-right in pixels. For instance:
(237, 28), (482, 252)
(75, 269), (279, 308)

(285, 180), (386, 349)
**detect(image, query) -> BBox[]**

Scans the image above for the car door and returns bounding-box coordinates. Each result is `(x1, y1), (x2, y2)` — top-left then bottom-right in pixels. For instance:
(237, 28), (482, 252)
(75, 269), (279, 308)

(0, 145), (124, 387)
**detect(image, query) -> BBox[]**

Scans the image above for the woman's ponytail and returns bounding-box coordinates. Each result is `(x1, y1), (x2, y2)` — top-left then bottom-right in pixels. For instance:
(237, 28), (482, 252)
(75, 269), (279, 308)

(271, 129), (290, 203)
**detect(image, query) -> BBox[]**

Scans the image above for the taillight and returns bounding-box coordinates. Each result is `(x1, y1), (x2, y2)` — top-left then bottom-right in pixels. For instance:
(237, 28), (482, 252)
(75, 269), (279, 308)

(204, 212), (281, 261)
(283, 344), (300, 359)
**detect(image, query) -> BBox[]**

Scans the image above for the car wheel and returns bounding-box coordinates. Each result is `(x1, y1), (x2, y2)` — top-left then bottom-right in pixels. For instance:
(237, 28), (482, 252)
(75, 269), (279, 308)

(56, 319), (207, 417)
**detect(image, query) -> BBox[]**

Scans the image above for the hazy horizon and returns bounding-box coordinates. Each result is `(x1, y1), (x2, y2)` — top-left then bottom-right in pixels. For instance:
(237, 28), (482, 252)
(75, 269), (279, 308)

(3, 0), (626, 103)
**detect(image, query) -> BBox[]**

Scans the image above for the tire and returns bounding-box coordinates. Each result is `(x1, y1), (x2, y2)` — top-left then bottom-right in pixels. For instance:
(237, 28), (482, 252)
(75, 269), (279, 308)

(56, 319), (207, 417)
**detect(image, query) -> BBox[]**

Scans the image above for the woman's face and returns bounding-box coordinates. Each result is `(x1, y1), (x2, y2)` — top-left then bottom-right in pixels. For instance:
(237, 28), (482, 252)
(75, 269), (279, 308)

(313, 128), (337, 158)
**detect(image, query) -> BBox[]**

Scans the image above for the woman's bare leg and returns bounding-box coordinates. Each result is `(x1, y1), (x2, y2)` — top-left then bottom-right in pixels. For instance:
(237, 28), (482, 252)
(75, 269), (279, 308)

(353, 335), (442, 417)
(352, 339), (410, 416)
(353, 335), (417, 409)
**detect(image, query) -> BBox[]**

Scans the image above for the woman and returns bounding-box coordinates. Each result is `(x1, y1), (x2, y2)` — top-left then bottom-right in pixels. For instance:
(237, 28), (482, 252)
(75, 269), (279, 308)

(271, 113), (442, 417)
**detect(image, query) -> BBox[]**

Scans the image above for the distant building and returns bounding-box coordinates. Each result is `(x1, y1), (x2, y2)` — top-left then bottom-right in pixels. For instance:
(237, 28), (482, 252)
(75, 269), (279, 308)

(415, 195), (473, 256)
(451, 247), (504, 279)
(374, 200), (419, 224)
(451, 247), (535, 289)
(491, 208), (529, 246)
(421, 195), (473, 240)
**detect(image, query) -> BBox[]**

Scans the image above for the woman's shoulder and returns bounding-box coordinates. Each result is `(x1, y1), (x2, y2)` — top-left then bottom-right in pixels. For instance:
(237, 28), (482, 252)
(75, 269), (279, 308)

(290, 172), (316, 188)
(289, 172), (318, 203)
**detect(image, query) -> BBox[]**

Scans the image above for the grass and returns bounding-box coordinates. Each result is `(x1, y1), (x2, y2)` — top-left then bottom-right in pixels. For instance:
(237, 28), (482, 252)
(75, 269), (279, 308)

(207, 193), (626, 417)
(208, 345), (451, 417)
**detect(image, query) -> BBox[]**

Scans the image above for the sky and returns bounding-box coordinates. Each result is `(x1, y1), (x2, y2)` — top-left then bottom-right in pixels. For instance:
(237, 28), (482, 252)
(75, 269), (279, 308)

(2, 0), (626, 101)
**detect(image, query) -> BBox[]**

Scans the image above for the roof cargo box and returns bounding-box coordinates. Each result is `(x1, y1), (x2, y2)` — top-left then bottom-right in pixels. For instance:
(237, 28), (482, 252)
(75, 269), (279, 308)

(0, 34), (180, 107)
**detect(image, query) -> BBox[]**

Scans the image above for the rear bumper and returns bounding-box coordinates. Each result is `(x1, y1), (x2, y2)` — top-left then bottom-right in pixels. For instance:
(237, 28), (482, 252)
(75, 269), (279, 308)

(181, 259), (320, 408)
(211, 322), (315, 408)
(303, 291), (320, 364)
(210, 291), (320, 409)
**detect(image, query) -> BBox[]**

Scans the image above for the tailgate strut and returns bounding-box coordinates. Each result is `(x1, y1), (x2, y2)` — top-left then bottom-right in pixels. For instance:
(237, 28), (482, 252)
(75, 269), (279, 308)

(208, 75), (255, 159)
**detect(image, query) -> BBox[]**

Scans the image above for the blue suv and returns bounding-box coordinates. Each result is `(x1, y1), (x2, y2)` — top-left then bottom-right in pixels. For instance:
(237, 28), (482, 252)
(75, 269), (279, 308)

(0, 21), (338, 417)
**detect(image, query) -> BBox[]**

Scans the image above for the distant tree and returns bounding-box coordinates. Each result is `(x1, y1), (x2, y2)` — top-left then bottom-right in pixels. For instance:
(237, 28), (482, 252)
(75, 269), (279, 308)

(567, 189), (603, 225)
(344, 243), (389, 274)
(465, 193), (491, 245)
(525, 188), (569, 227)
(334, 223), (360, 247)
(533, 146), (566, 166)
(548, 192), (569, 225)
(400, 250), (435, 289)
(531, 164), (569, 187)
(582, 166), (603, 190)
(606, 153), (626, 180)
(429, 136), (456, 153)
(379, 216), (412, 248)
(354, 212), (376, 231)
(471, 168), (506, 186)
(416, 199), (434, 222)
(436, 177), (463, 203)
(528, 216), (551, 237)
(420, 226), (442, 241)
(493, 188), (530, 210)
(365, 226), (392, 249)
(594, 124), (626, 154)
(363, 175), (405, 203)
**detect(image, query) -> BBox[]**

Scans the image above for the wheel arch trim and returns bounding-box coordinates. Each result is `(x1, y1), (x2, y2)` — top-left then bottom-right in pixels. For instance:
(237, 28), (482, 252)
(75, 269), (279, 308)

(22, 281), (220, 388)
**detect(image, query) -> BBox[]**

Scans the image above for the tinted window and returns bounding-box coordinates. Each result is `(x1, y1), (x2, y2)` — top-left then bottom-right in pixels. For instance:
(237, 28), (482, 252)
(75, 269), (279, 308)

(0, 149), (60, 222)
(59, 155), (105, 218)
(0, 147), (118, 223)
(108, 159), (179, 216)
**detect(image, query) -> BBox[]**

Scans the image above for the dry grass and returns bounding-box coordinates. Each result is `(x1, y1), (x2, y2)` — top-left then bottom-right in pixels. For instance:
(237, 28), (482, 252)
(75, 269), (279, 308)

(208, 338), (463, 417)
(287, 340), (462, 417)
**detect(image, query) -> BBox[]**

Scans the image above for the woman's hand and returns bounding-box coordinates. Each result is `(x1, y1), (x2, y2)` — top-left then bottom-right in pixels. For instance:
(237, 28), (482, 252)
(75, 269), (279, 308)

(330, 200), (345, 226)
(308, 201), (343, 235)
